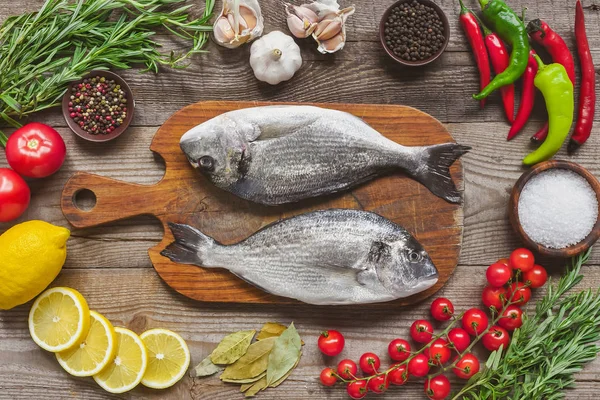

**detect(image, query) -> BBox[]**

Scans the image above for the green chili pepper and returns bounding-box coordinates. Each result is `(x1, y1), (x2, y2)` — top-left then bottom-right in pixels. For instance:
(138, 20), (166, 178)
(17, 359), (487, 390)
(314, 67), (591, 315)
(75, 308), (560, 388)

(523, 54), (574, 165)
(472, 0), (529, 100)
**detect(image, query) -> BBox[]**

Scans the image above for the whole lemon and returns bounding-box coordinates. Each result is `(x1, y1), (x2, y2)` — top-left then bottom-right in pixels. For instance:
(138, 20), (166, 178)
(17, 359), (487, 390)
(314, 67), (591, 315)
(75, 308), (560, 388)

(0, 220), (70, 310)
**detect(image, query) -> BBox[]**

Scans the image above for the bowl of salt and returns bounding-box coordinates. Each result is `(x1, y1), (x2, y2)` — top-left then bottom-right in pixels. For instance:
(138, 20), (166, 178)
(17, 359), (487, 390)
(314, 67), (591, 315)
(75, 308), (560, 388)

(509, 160), (600, 258)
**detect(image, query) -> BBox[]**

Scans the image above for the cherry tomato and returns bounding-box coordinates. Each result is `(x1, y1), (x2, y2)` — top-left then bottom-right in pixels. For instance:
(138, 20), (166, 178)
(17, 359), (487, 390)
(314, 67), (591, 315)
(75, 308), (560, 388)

(482, 285), (508, 310)
(5, 122), (66, 178)
(497, 258), (509, 266)
(359, 353), (380, 375)
(410, 320), (433, 343)
(509, 248), (535, 272)
(498, 305), (523, 331)
(337, 359), (358, 380)
(388, 364), (408, 385)
(346, 380), (368, 399)
(430, 297), (454, 321)
(407, 353), (430, 377)
(453, 353), (480, 379)
(319, 368), (337, 386)
(425, 375), (451, 400)
(388, 338), (411, 361)
(367, 374), (389, 393)
(462, 308), (489, 336)
(486, 262), (513, 287)
(447, 328), (471, 353)
(0, 168), (30, 222)
(508, 282), (532, 306)
(425, 338), (451, 365)
(318, 330), (345, 356)
(523, 265), (548, 289)
(482, 325), (510, 351)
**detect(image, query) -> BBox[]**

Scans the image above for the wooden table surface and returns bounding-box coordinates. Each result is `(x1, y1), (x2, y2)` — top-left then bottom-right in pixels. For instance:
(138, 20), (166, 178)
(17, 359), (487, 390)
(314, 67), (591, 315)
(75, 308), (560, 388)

(1, 0), (599, 399)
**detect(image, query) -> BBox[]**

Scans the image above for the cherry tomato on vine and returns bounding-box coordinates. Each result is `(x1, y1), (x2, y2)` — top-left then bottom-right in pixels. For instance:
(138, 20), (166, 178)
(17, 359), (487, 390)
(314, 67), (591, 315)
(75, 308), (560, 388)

(447, 328), (471, 352)
(407, 353), (430, 377)
(498, 305), (523, 331)
(462, 308), (489, 336)
(482, 325), (510, 351)
(337, 359), (358, 380)
(425, 338), (451, 365)
(508, 282), (532, 306)
(509, 248), (535, 272)
(367, 374), (389, 394)
(425, 375), (451, 400)
(388, 338), (411, 361)
(319, 368), (337, 386)
(453, 353), (480, 379)
(486, 262), (513, 287)
(346, 380), (368, 399)
(318, 330), (345, 356)
(430, 297), (454, 321)
(359, 353), (380, 375)
(0, 168), (30, 222)
(410, 320), (433, 343)
(523, 265), (548, 289)
(388, 364), (408, 385)
(482, 285), (507, 310)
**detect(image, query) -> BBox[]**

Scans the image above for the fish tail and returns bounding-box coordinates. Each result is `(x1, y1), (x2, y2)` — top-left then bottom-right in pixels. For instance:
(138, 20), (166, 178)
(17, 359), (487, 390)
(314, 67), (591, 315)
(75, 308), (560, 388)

(161, 222), (216, 266)
(416, 143), (471, 204)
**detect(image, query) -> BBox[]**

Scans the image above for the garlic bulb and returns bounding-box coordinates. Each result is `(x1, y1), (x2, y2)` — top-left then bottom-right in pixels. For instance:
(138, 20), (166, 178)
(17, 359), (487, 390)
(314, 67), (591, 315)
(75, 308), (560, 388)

(213, 0), (264, 48)
(250, 31), (302, 85)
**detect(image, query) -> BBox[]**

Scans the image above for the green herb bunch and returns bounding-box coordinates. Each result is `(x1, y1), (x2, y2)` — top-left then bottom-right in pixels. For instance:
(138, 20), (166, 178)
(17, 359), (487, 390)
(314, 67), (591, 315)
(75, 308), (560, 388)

(455, 249), (600, 399)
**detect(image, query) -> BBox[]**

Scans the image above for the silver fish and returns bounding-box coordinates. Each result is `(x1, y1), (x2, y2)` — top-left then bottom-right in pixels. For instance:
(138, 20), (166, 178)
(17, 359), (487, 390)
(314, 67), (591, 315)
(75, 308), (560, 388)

(179, 105), (469, 205)
(161, 209), (438, 305)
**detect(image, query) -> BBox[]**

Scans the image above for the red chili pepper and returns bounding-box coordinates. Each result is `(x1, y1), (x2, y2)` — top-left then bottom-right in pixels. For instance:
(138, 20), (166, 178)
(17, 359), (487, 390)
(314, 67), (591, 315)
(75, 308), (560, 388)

(508, 50), (538, 140)
(569, 0), (596, 153)
(527, 19), (576, 143)
(458, 0), (491, 110)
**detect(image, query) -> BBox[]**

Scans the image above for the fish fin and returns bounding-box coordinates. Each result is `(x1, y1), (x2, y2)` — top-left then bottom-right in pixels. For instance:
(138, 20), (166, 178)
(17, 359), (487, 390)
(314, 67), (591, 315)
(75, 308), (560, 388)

(415, 143), (471, 204)
(161, 223), (216, 266)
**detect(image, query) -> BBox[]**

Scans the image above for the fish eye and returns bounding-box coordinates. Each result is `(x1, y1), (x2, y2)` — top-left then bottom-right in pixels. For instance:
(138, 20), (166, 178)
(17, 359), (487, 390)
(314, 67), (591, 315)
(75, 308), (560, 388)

(198, 156), (215, 171)
(407, 250), (422, 263)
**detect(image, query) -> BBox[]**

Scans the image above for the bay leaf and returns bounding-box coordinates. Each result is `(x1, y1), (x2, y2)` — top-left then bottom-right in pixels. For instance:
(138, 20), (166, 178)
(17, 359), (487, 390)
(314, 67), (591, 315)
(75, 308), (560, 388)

(193, 355), (223, 377)
(266, 323), (302, 386)
(210, 330), (256, 365)
(256, 322), (287, 341)
(244, 376), (268, 397)
(220, 336), (277, 380)
(222, 371), (266, 384)
(269, 352), (301, 388)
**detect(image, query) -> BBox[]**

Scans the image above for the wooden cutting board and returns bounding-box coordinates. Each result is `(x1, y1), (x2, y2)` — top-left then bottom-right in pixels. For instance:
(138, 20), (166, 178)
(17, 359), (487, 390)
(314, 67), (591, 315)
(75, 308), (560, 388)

(61, 101), (464, 305)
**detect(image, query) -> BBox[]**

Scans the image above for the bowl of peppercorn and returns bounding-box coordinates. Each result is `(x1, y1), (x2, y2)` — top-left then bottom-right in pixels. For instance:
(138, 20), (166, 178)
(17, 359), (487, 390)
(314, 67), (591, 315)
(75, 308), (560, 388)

(380, 0), (450, 66)
(62, 70), (134, 142)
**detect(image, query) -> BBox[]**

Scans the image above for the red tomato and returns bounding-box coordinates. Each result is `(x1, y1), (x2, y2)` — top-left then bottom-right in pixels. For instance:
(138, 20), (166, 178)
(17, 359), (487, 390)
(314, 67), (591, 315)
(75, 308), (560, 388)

(508, 282), (532, 306)
(319, 368), (337, 386)
(425, 338), (451, 365)
(509, 248), (535, 272)
(5, 122), (66, 178)
(497, 258), (509, 266)
(0, 168), (30, 222)
(388, 338), (411, 361)
(482, 325), (510, 351)
(388, 364), (408, 385)
(367, 374), (389, 393)
(498, 306), (523, 331)
(462, 308), (489, 336)
(425, 375), (451, 400)
(359, 353), (380, 375)
(346, 380), (368, 399)
(410, 320), (434, 343)
(524, 265), (548, 289)
(482, 285), (507, 310)
(486, 262), (513, 287)
(453, 353), (480, 379)
(318, 330), (345, 356)
(407, 353), (430, 377)
(430, 297), (454, 321)
(447, 328), (471, 353)
(337, 359), (358, 380)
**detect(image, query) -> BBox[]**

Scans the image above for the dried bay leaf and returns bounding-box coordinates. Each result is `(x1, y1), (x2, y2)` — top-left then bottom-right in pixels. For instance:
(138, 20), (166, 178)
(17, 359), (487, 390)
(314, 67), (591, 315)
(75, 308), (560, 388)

(269, 352), (301, 388)
(220, 336), (277, 381)
(244, 376), (268, 397)
(222, 371), (266, 384)
(256, 322), (287, 341)
(266, 323), (302, 386)
(193, 355), (223, 377)
(210, 330), (256, 365)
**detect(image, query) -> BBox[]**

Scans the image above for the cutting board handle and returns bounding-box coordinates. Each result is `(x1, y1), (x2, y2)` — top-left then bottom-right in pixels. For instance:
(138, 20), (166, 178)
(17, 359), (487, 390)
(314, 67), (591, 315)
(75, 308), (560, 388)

(61, 172), (159, 228)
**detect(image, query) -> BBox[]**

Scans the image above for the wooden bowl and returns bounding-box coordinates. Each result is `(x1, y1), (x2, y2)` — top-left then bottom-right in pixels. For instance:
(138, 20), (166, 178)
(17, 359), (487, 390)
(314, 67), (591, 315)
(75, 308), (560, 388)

(379, 0), (450, 67)
(509, 160), (600, 258)
(62, 70), (134, 143)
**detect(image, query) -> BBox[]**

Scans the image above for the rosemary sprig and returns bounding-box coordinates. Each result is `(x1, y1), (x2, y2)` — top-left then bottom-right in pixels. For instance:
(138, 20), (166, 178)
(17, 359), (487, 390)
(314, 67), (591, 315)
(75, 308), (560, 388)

(454, 249), (600, 399)
(0, 0), (215, 129)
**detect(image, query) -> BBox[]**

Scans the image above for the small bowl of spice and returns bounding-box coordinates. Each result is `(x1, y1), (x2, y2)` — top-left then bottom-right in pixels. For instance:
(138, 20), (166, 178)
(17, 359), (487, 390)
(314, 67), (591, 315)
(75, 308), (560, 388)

(62, 70), (134, 142)
(509, 160), (600, 258)
(379, 0), (450, 67)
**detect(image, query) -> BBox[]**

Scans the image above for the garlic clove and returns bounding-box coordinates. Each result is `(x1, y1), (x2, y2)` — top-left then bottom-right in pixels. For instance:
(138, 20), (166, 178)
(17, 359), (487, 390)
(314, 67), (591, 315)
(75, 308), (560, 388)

(239, 5), (258, 30)
(214, 16), (236, 43)
(287, 14), (317, 38)
(214, 0), (264, 48)
(291, 5), (320, 24)
(318, 31), (345, 53)
(314, 18), (342, 41)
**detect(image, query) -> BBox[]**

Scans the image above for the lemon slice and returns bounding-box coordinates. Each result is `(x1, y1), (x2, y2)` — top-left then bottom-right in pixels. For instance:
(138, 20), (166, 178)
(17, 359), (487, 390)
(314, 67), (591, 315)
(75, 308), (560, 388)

(93, 327), (148, 394)
(140, 329), (191, 389)
(56, 311), (117, 377)
(28, 287), (90, 353)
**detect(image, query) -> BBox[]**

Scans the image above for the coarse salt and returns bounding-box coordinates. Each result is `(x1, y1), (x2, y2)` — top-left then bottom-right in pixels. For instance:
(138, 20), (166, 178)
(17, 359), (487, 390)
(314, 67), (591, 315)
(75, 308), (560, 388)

(518, 169), (598, 249)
